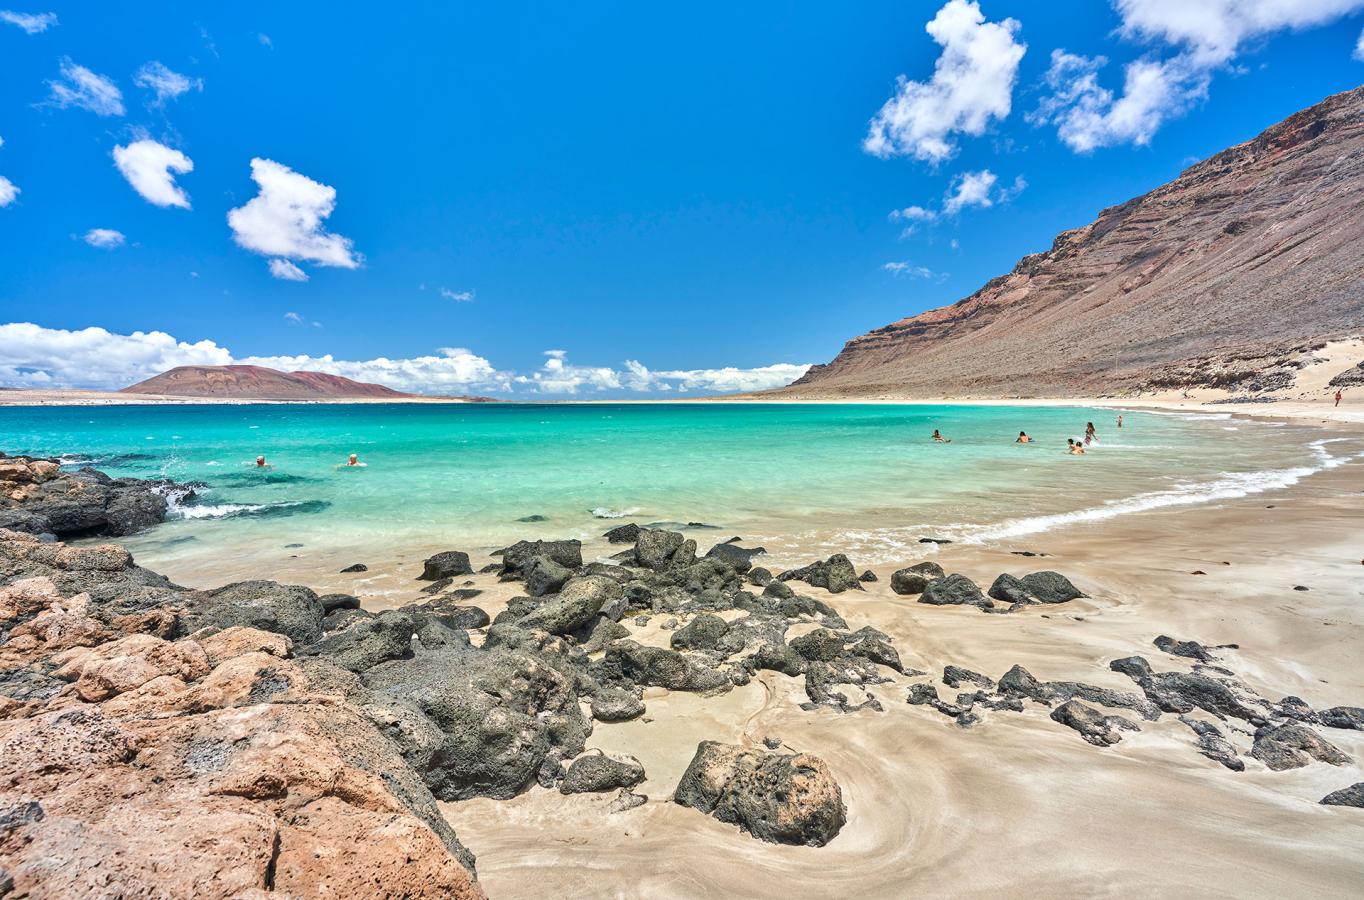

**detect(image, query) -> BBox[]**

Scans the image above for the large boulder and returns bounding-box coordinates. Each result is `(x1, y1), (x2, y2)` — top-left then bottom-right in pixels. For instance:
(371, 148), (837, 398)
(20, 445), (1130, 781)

(559, 752), (646, 794)
(890, 561), (945, 595)
(778, 554), (863, 594)
(1050, 699), (1139, 747)
(670, 613), (730, 651)
(1320, 783), (1364, 807)
(634, 530), (695, 571)
(419, 551), (473, 581)
(1250, 725), (1350, 771)
(499, 539), (583, 576)
(524, 556), (573, 597)
(600, 640), (730, 693)
(703, 542), (765, 574)
(302, 610), (415, 672)
(362, 647), (590, 800)
(518, 577), (616, 635)
(918, 574), (988, 608)
(603, 523), (643, 544)
(1019, 571), (1085, 603)
(673, 741), (846, 847)
(181, 580), (326, 645)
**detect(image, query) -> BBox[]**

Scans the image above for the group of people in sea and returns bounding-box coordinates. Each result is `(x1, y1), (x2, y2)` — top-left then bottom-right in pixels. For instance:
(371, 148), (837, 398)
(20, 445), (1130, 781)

(254, 453), (365, 469)
(932, 414), (1122, 455)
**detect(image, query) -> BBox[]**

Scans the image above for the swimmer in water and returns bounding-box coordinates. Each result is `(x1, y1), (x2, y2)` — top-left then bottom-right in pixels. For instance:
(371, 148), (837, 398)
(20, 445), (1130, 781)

(255, 455), (269, 468)
(1016, 431), (1032, 443)
(1068, 439), (1085, 455)
(336, 453), (366, 469)
(932, 429), (951, 443)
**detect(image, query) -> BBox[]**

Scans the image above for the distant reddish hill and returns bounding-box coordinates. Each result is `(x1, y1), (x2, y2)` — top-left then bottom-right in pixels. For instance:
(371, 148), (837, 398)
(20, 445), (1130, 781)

(122, 365), (416, 399)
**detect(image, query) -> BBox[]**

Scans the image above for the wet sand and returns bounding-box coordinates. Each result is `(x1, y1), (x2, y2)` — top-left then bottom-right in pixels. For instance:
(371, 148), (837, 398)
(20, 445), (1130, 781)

(425, 461), (1364, 898)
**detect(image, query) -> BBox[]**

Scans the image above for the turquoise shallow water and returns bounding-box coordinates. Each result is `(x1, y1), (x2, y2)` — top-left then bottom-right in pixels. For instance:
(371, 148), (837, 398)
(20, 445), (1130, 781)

(0, 402), (1349, 578)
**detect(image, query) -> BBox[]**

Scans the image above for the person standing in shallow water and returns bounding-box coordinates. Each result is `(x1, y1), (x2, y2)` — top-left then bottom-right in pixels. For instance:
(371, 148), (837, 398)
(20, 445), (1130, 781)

(1084, 421), (1097, 445)
(1068, 439), (1085, 455)
(1117, 414), (1123, 429)
(932, 429), (950, 443)
(1016, 431), (1032, 443)
(1337, 390), (1344, 407)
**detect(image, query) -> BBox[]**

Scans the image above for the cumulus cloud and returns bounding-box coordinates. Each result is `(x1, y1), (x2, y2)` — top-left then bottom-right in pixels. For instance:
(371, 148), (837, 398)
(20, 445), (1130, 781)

(0, 9), (56, 33)
(112, 139), (193, 208)
(270, 259), (309, 282)
(864, 0), (1026, 163)
(45, 58), (124, 116)
(83, 228), (125, 249)
(0, 176), (17, 208)
(0, 323), (231, 389)
(620, 360), (813, 394)
(440, 288), (474, 302)
(227, 158), (360, 279)
(133, 61), (202, 106)
(0, 324), (810, 396)
(943, 170), (998, 214)
(1034, 0), (1364, 151)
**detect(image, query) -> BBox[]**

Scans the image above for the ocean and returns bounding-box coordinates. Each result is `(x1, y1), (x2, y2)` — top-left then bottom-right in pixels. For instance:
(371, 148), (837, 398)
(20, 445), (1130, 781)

(1, 402), (1351, 587)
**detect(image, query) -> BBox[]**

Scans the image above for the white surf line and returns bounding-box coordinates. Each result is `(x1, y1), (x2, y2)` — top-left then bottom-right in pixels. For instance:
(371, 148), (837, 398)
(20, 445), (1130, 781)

(951, 438), (1364, 544)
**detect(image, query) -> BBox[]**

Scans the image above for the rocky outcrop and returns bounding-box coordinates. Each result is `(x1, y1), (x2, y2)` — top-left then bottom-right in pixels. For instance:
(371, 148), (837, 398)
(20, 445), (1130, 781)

(890, 561), (944, 595)
(778, 554), (863, 594)
(0, 530), (484, 898)
(673, 741), (846, 847)
(780, 86), (1364, 399)
(0, 452), (191, 539)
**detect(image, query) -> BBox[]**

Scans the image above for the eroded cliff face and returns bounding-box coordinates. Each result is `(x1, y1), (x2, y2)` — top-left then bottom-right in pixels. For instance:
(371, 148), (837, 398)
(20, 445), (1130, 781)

(789, 86), (1364, 398)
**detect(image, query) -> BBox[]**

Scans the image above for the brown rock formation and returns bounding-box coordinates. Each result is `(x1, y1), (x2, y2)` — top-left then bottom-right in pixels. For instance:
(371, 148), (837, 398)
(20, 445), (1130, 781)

(787, 86), (1364, 398)
(122, 364), (415, 399)
(0, 531), (485, 899)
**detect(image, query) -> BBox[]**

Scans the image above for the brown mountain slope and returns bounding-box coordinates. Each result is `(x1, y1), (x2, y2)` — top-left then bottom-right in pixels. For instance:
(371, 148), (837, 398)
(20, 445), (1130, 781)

(122, 365), (414, 399)
(785, 86), (1364, 399)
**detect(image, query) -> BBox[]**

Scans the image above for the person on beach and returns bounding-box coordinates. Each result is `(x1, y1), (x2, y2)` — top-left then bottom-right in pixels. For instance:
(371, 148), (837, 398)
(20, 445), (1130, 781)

(1016, 431), (1032, 443)
(932, 429), (951, 443)
(1068, 439), (1085, 455)
(1337, 390), (1344, 407)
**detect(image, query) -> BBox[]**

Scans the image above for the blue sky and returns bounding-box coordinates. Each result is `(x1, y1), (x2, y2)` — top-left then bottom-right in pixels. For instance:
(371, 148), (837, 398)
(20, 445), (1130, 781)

(2, 1), (1363, 395)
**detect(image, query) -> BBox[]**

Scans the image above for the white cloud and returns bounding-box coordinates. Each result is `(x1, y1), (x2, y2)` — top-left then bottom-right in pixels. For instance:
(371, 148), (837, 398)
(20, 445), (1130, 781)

(620, 359), (812, 394)
(440, 287), (474, 302)
(112, 139), (193, 209)
(0, 176), (17, 208)
(1034, 1), (1364, 151)
(242, 348), (512, 394)
(0, 323), (232, 389)
(83, 228), (125, 249)
(227, 159), (360, 278)
(45, 58), (124, 116)
(516, 350), (622, 394)
(270, 259), (309, 282)
(133, 62), (202, 106)
(258, 33), (273, 49)
(863, 0), (1026, 163)
(0, 9), (56, 33)
(943, 169), (998, 214)
(0, 323), (811, 396)
(889, 205), (937, 223)
(1355, 26), (1364, 60)
(882, 261), (939, 279)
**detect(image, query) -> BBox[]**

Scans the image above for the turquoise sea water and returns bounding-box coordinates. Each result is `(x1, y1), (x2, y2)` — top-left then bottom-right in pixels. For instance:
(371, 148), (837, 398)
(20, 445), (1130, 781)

(0, 403), (1351, 580)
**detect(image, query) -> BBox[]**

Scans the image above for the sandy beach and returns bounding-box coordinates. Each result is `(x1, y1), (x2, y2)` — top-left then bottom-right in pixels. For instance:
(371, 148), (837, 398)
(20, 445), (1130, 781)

(119, 421), (1359, 898)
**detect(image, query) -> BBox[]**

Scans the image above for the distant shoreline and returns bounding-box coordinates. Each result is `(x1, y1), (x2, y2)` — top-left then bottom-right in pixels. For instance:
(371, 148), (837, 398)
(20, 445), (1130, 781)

(2, 386), (1361, 426)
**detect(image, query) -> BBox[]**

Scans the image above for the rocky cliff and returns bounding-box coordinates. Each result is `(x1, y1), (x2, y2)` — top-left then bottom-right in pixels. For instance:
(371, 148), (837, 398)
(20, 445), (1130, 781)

(787, 86), (1364, 398)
